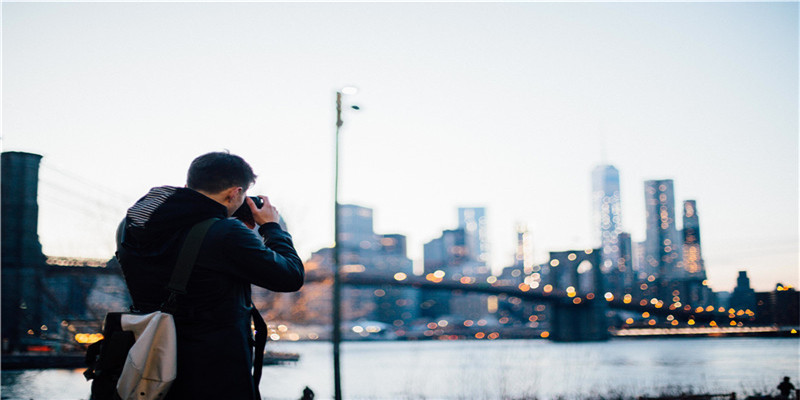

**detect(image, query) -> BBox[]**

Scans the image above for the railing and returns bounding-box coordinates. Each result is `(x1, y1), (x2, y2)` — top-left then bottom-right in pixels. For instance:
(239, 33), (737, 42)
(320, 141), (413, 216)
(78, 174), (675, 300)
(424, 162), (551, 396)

(639, 393), (736, 400)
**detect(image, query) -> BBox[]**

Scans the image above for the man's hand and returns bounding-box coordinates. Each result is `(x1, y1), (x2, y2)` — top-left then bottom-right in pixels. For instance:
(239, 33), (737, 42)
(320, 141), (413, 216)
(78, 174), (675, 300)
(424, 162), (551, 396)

(247, 195), (280, 226)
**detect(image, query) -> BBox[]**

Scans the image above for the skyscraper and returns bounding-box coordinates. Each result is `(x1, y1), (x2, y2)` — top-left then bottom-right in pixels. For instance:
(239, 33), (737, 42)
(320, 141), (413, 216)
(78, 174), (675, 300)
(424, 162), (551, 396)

(681, 200), (705, 276)
(421, 229), (467, 318)
(611, 232), (635, 296)
(338, 204), (376, 250)
(730, 271), (756, 312)
(296, 204), (416, 327)
(458, 207), (488, 264)
(592, 165), (622, 274)
(514, 224), (534, 273)
(643, 179), (683, 298)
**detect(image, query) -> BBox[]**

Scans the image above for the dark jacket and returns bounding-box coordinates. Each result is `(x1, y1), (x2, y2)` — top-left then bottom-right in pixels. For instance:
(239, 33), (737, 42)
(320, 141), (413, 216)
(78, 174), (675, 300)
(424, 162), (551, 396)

(117, 186), (304, 400)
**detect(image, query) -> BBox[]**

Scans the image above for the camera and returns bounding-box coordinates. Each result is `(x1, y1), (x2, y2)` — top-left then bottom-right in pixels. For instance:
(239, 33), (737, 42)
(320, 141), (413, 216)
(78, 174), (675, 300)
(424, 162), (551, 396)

(233, 196), (264, 227)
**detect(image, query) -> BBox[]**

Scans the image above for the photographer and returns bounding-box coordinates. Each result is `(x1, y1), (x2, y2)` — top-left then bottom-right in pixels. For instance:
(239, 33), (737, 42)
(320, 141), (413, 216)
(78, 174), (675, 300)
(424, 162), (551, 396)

(116, 151), (304, 400)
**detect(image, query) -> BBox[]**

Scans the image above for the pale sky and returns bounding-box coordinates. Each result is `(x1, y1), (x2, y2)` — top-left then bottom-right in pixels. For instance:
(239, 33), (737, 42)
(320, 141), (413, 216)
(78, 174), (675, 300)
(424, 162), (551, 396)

(3, 2), (797, 292)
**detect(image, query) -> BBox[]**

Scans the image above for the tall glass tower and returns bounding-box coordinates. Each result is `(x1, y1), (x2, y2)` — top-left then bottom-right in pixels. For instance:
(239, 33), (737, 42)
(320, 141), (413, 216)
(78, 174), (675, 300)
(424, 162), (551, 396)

(458, 207), (488, 264)
(681, 200), (705, 277)
(592, 165), (622, 273)
(643, 179), (682, 296)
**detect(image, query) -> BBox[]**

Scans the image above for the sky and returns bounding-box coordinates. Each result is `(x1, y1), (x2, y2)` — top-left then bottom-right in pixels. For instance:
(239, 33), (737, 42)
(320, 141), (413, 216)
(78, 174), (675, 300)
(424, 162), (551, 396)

(2, 1), (797, 292)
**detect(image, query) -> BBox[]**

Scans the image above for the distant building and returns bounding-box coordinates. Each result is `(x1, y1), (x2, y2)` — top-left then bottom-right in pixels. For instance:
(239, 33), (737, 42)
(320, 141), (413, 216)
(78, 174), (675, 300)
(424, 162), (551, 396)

(730, 271), (757, 312)
(458, 207), (488, 264)
(281, 205), (416, 333)
(338, 205), (415, 324)
(374, 234), (417, 324)
(338, 204), (376, 250)
(643, 179), (683, 299)
(609, 232), (635, 296)
(755, 284), (799, 326)
(513, 224), (537, 278)
(681, 200), (706, 277)
(421, 228), (467, 318)
(592, 165), (623, 275)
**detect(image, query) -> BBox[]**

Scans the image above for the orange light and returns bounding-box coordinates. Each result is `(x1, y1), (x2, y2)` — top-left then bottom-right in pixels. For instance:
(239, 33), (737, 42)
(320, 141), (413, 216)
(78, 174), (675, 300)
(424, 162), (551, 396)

(540, 331), (550, 338)
(75, 333), (104, 344)
(475, 332), (486, 339)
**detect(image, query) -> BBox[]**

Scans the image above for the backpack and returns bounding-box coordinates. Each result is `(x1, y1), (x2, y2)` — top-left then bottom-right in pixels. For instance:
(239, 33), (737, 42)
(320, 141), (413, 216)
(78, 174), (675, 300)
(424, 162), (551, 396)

(84, 218), (217, 400)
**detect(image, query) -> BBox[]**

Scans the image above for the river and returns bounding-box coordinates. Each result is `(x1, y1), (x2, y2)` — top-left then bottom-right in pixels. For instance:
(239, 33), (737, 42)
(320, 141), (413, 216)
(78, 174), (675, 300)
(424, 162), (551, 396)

(2, 338), (798, 400)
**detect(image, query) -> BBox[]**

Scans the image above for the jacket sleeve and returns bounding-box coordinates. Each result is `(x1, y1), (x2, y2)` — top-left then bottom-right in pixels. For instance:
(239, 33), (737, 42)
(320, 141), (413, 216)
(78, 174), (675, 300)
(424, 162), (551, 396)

(221, 221), (304, 292)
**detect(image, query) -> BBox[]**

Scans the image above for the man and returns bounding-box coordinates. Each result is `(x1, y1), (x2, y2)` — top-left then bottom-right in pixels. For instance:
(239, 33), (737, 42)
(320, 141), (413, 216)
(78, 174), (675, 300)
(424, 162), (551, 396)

(778, 377), (796, 400)
(117, 152), (304, 399)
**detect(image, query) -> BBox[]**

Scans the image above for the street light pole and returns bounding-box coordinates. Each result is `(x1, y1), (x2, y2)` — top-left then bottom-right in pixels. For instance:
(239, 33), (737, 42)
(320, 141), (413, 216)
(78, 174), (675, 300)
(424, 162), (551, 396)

(332, 90), (344, 400)
(333, 87), (358, 400)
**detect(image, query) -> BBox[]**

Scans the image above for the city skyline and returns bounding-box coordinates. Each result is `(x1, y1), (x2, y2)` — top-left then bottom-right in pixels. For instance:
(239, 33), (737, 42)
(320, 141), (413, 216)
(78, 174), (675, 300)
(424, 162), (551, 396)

(3, 2), (797, 292)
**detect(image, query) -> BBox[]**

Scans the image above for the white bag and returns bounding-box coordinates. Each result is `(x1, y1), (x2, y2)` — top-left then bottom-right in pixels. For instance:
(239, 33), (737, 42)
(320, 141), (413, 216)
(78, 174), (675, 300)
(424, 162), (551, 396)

(115, 311), (178, 400)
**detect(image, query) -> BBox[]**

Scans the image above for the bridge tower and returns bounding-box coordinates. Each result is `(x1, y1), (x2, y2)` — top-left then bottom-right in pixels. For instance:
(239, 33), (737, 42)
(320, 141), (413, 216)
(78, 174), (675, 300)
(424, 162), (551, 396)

(2, 152), (48, 352)
(546, 249), (609, 341)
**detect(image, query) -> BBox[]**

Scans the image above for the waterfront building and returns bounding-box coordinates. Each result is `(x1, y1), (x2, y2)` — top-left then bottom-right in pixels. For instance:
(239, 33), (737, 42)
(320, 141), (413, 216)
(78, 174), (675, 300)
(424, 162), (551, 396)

(755, 284), (799, 326)
(592, 165), (623, 275)
(375, 234), (418, 324)
(282, 205), (416, 332)
(338, 204), (377, 250)
(514, 224), (534, 273)
(681, 200), (706, 277)
(337, 205), (415, 324)
(730, 271), (757, 312)
(421, 228), (467, 318)
(458, 207), (489, 264)
(609, 232), (635, 296)
(643, 179), (683, 299)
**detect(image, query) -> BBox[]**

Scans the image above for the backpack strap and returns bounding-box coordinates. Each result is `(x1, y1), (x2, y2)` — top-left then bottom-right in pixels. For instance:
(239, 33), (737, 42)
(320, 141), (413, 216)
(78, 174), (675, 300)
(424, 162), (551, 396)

(161, 218), (219, 311)
(251, 307), (268, 399)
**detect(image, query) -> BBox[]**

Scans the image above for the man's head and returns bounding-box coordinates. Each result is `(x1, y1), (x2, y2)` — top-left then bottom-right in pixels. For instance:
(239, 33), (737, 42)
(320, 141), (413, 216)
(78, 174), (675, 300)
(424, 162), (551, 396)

(187, 152), (257, 216)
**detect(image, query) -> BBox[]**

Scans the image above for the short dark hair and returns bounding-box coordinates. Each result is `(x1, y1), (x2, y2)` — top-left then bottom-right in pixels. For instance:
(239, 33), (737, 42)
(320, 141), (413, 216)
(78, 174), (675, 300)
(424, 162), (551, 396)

(187, 152), (256, 193)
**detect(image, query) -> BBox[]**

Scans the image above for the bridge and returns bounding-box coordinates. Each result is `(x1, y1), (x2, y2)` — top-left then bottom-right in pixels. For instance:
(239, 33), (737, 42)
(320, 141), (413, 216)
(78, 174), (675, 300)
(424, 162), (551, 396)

(1, 151), (758, 353)
(333, 271), (752, 341)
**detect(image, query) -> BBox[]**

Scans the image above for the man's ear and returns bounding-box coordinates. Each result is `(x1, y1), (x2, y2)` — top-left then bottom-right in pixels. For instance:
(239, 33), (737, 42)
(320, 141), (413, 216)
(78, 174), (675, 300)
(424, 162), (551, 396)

(225, 186), (242, 202)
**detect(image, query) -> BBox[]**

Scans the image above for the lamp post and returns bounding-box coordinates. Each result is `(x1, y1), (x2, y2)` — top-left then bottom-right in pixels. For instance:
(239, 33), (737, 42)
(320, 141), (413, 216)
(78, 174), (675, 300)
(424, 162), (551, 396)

(333, 87), (357, 400)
